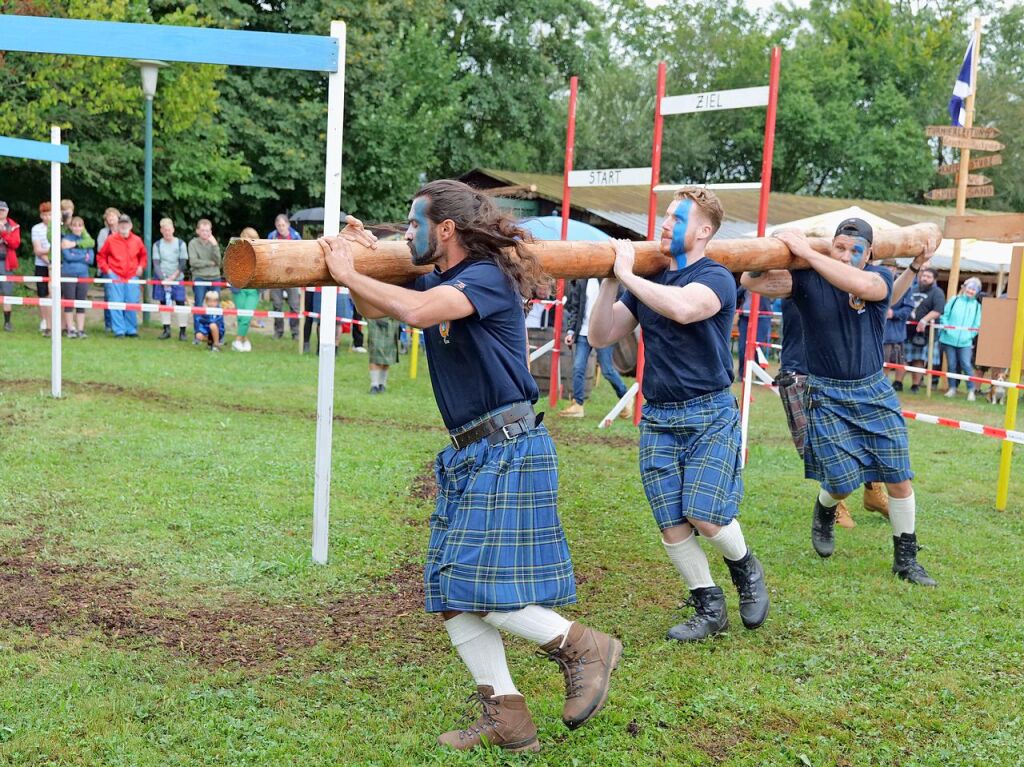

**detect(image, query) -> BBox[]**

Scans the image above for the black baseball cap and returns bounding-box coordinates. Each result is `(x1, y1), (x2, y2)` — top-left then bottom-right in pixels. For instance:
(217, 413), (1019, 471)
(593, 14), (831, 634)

(834, 217), (873, 244)
(117, 213), (132, 224)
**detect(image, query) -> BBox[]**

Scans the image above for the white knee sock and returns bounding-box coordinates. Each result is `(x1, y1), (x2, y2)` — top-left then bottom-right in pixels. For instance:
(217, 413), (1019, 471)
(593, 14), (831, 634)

(381, 367), (389, 386)
(663, 533), (715, 590)
(707, 520), (749, 562)
(888, 492), (916, 537)
(370, 369), (381, 386)
(482, 605), (572, 646)
(818, 488), (841, 508)
(445, 613), (519, 696)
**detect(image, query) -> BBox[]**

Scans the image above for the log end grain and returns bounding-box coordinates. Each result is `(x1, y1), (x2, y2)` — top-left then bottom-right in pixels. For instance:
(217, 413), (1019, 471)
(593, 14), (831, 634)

(224, 239), (257, 288)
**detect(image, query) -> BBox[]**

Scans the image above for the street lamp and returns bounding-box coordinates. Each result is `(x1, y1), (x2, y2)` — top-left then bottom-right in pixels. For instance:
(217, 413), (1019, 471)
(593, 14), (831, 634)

(133, 59), (167, 324)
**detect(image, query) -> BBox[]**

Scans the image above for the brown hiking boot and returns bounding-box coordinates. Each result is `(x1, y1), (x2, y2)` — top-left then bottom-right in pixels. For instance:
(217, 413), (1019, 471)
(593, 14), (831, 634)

(835, 500), (856, 529)
(539, 622), (622, 729)
(437, 686), (540, 752)
(863, 482), (890, 518)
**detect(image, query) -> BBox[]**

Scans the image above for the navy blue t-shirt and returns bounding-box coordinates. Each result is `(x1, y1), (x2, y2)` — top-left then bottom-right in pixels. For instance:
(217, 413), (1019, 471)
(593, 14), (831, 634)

(620, 257), (736, 403)
(779, 298), (807, 374)
(414, 258), (538, 430)
(789, 265), (893, 380)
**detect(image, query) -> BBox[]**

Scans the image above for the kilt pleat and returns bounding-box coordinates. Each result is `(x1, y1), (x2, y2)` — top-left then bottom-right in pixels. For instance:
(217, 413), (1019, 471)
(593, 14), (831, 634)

(424, 417), (576, 613)
(803, 371), (913, 494)
(638, 389), (743, 529)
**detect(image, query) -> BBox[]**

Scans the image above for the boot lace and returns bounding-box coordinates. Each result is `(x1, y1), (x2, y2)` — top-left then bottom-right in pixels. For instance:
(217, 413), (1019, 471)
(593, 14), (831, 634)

(456, 691), (499, 740)
(675, 594), (713, 630)
(728, 566), (756, 604)
(540, 646), (585, 700)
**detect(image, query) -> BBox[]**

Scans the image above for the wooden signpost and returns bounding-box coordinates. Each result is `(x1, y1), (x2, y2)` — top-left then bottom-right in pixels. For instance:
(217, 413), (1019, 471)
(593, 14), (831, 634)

(926, 125), (1001, 139)
(941, 135), (1005, 152)
(945, 213), (1024, 243)
(925, 185), (994, 201)
(964, 174), (992, 186)
(937, 154), (1002, 175)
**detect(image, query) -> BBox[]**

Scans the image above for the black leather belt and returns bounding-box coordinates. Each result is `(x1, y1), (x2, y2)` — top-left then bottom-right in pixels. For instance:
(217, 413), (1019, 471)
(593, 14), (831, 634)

(449, 402), (541, 450)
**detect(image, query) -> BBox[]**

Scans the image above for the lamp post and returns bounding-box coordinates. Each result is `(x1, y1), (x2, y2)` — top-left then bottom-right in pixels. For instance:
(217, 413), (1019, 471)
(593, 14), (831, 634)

(133, 59), (166, 324)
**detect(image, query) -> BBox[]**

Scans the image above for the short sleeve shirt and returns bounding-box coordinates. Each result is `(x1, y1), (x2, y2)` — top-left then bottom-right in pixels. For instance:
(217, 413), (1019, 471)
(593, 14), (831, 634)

(909, 283), (945, 323)
(790, 264), (892, 380)
(31, 222), (50, 266)
(620, 258), (736, 403)
(414, 259), (538, 430)
(780, 298), (807, 374)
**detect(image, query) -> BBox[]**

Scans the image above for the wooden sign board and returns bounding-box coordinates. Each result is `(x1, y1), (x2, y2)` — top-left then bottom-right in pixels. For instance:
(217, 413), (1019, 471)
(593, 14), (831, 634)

(926, 125), (1001, 139)
(568, 167), (653, 188)
(941, 136), (1005, 152)
(976, 296), (1018, 369)
(966, 174), (992, 186)
(938, 154), (1002, 175)
(661, 86), (769, 115)
(945, 214), (1024, 244)
(925, 185), (994, 201)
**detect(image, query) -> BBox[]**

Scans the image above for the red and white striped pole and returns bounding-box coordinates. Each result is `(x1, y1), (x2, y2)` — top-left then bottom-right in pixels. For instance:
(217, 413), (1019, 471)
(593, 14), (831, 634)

(550, 76), (578, 408)
(740, 46), (781, 420)
(636, 61), (667, 426)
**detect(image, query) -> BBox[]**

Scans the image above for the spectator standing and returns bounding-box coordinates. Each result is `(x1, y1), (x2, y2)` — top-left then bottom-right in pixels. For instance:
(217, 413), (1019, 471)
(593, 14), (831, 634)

(60, 216), (94, 337)
(97, 207), (120, 333)
(736, 285), (772, 377)
(267, 214), (302, 340)
(194, 290), (225, 351)
(900, 267), (945, 393)
(0, 201), (21, 331)
(939, 277), (983, 401)
(30, 202), (53, 337)
(883, 265), (914, 390)
(97, 214), (147, 338)
(60, 199), (94, 248)
(152, 218), (189, 341)
(231, 227), (261, 352)
(559, 278), (631, 419)
(367, 316), (400, 393)
(187, 218), (222, 311)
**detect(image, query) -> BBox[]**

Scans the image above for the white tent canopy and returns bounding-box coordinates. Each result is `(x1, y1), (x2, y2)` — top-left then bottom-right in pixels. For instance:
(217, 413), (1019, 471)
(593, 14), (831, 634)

(742, 205), (901, 238)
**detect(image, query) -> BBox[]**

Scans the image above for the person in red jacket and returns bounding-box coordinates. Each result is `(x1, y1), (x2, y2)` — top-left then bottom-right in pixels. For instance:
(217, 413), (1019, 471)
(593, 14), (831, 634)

(97, 214), (147, 338)
(0, 201), (21, 332)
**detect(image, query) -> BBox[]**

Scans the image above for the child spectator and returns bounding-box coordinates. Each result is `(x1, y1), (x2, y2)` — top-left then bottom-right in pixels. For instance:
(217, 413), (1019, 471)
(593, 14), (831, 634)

(187, 218), (222, 310)
(195, 290), (225, 351)
(31, 202), (53, 336)
(152, 218), (189, 341)
(60, 216), (94, 338)
(0, 201), (21, 332)
(367, 317), (400, 394)
(231, 227), (260, 353)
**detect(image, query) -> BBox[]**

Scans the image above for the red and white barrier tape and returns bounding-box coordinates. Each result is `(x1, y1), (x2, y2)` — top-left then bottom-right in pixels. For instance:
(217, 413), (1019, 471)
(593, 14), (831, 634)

(902, 410), (1024, 445)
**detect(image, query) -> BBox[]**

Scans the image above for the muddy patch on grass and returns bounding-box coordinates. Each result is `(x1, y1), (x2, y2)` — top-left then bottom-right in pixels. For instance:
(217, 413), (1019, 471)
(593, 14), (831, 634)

(408, 461), (437, 502)
(0, 531), (429, 669)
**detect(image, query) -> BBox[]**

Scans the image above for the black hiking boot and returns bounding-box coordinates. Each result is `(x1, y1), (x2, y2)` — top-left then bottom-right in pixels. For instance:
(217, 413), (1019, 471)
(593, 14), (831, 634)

(724, 551), (770, 629)
(666, 586), (728, 642)
(812, 498), (837, 558)
(178, 327), (187, 342)
(158, 327), (171, 340)
(892, 533), (937, 587)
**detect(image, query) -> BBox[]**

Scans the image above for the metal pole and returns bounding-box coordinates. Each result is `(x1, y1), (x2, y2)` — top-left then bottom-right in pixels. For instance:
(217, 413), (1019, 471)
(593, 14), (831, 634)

(948, 18), (982, 302)
(550, 76), (577, 408)
(311, 21), (346, 565)
(636, 61), (667, 426)
(995, 245), (1024, 510)
(143, 94), (153, 325)
(741, 47), (781, 420)
(50, 125), (62, 398)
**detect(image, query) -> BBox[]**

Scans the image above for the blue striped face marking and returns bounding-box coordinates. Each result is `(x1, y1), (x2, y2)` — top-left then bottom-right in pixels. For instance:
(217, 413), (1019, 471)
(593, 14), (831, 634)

(670, 199), (692, 270)
(408, 198), (433, 265)
(849, 237), (870, 268)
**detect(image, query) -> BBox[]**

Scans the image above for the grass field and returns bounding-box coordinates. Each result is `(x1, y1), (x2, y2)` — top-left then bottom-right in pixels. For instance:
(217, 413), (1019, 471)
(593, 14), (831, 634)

(2, 310), (1024, 766)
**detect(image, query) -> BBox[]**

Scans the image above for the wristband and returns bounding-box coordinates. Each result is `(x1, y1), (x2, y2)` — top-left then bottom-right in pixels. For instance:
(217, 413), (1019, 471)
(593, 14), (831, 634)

(909, 264), (920, 274)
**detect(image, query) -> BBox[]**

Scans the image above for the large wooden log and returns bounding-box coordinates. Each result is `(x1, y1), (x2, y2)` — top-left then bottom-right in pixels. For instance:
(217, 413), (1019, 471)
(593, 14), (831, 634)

(223, 223), (942, 289)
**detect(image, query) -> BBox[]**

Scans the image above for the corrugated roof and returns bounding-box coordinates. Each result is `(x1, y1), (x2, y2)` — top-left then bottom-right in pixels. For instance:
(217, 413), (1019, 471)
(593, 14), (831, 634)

(471, 167), (997, 231)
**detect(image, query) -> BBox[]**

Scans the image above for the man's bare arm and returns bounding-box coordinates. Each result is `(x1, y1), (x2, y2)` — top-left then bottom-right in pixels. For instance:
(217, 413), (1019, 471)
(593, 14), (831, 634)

(740, 269), (792, 298)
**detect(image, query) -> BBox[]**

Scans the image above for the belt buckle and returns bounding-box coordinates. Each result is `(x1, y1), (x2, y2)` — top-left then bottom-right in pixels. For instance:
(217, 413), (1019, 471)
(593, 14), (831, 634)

(501, 423), (515, 441)
(450, 433), (461, 450)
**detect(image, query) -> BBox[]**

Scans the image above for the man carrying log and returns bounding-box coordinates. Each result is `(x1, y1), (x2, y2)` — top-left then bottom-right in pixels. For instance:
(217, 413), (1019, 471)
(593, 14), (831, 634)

(741, 219), (936, 586)
(317, 179), (621, 754)
(588, 187), (771, 642)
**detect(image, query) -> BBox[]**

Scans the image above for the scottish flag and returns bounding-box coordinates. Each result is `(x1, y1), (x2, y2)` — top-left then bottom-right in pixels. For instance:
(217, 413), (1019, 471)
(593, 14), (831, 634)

(949, 39), (974, 127)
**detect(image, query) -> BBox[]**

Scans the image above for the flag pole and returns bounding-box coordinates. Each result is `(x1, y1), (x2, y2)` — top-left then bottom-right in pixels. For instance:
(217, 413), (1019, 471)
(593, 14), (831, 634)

(947, 17), (982, 301)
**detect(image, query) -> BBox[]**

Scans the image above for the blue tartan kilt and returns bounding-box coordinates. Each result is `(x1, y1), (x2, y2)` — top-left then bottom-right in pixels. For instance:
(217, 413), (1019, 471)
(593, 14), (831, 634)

(803, 371), (913, 495)
(153, 283), (186, 303)
(638, 389), (743, 529)
(424, 409), (577, 613)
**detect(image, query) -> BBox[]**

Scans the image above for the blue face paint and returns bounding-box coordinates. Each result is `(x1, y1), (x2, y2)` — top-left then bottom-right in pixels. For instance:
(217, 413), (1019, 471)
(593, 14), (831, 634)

(669, 199), (692, 270)
(409, 197), (433, 265)
(849, 237), (870, 268)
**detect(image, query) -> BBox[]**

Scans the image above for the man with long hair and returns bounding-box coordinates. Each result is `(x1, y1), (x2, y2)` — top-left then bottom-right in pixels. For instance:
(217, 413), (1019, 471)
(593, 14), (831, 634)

(741, 219), (936, 586)
(588, 187), (770, 643)
(318, 179), (621, 753)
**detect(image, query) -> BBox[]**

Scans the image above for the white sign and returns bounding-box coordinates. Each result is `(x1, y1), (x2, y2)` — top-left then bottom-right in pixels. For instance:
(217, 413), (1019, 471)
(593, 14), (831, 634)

(661, 86), (770, 115)
(568, 167), (653, 188)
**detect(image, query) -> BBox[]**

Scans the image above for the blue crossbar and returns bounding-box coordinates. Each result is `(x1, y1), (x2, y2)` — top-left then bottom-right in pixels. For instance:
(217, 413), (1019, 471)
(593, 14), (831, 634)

(0, 15), (339, 73)
(0, 136), (69, 163)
